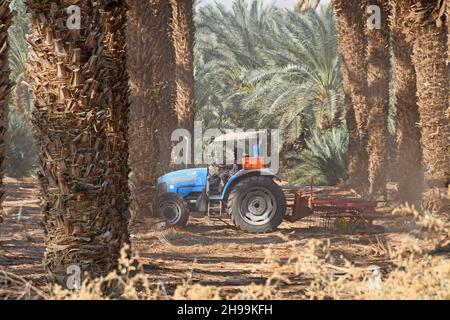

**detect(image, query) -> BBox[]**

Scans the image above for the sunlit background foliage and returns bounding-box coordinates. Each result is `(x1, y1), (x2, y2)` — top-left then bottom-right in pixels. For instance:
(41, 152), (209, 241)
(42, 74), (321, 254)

(6, 0), (35, 177)
(7, 0), (396, 185)
(195, 0), (349, 183)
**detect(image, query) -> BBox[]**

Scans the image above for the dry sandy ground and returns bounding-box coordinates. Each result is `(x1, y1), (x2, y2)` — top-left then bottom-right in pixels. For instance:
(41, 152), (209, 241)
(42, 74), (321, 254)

(0, 177), (417, 298)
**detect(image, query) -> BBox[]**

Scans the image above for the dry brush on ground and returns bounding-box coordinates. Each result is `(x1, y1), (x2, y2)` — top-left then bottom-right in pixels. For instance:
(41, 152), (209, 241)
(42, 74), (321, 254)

(2, 192), (448, 300)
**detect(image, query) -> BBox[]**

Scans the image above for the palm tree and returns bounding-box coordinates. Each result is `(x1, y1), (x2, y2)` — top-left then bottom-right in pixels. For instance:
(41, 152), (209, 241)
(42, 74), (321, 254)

(28, 0), (130, 279)
(332, 0), (370, 193)
(243, 7), (344, 146)
(127, 0), (176, 224)
(366, 0), (391, 198)
(0, 0), (14, 224)
(170, 0), (195, 132)
(196, 2), (344, 152)
(389, 0), (423, 205)
(195, 0), (276, 129)
(405, 0), (449, 215)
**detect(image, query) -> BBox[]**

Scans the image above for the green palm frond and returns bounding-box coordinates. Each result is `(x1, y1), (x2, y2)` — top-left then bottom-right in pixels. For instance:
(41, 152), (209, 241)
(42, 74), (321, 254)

(195, 0), (343, 152)
(290, 127), (349, 186)
(6, 0), (36, 176)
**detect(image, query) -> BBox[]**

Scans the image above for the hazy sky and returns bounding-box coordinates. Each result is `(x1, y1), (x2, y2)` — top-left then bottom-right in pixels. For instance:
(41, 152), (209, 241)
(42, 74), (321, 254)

(197, 0), (331, 10)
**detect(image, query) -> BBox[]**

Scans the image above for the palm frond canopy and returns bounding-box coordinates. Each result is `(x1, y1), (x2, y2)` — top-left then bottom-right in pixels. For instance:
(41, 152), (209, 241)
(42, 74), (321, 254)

(195, 1), (343, 148)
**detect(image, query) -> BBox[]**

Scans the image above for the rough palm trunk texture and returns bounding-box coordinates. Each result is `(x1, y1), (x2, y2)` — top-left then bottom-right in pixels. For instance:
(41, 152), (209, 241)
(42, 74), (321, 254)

(333, 0), (370, 193)
(28, 0), (130, 279)
(366, 0), (391, 198)
(407, 0), (450, 215)
(390, 1), (424, 205)
(102, 1), (131, 238)
(0, 0), (14, 224)
(447, 0), (449, 140)
(127, 0), (176, 223)
(447, 1), (450, 171)
(344, 92), (360, 184)
(170, 0), (195, 132)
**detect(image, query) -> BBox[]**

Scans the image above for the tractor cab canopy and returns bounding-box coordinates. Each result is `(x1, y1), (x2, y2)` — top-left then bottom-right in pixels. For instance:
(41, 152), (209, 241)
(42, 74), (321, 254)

(212, 130), (267, 159)
(212, 130), (267, 143)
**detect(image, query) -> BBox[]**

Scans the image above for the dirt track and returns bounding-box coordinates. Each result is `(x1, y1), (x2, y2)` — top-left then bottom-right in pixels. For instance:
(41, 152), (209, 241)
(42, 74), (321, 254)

(0, 177), (415, 298)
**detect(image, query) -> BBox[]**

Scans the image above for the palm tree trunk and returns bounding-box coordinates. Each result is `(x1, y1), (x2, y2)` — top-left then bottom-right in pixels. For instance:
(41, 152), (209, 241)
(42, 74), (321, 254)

(28, 0), (130, 279)
(0, 0), (14, 224)
(333, 0), (370, 193)
(366, 0), (391, 198)
(102, 1), (131, 239)
(344, 92), (360, 184)
(448, 0), (450, 64)
(390, 0), (424, 205)
(170, 0), (195, 132)
(406, 0), (449, 215)
(340, 66), (360, 185)
(127, 0), (176, 224)
(447, 0), (449, 130)
(447, 1), (450, 176)
(446, 0), (449, 156)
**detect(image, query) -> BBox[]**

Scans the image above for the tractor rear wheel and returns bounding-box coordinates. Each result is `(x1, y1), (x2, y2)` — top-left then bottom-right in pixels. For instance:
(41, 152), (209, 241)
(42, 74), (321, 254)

(159, 193), (190, 227)
(227, 176), (286, 233)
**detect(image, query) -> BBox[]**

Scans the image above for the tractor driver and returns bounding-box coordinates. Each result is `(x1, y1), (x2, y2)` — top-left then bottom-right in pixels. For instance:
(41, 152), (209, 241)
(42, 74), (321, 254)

(208, 164), (228, 195)
(208, 147), (244, 195)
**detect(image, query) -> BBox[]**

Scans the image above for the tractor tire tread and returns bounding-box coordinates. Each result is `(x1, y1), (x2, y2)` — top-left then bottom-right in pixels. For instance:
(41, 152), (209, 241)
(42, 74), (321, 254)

(159, 193), (190, 227)
(227, 176), (286, 233)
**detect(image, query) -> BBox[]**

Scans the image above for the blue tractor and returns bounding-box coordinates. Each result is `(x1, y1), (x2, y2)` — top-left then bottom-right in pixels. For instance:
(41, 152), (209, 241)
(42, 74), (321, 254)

(157, 132), (286, 233)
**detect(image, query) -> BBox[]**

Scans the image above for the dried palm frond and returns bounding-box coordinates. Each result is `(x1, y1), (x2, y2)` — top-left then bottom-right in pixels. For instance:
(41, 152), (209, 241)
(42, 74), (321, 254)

(0, 268), (48, 300)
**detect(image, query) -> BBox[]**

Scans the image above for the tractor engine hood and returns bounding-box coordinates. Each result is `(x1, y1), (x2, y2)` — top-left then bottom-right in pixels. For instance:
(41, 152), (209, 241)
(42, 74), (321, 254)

(157, 168), (207, 197)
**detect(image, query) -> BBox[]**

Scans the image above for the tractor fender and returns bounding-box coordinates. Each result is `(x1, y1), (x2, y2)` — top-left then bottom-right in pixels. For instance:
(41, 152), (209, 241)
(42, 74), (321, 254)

(222, 169), (280, 201)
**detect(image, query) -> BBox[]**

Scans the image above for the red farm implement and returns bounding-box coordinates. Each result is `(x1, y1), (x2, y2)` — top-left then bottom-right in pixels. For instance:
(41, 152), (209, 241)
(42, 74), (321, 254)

(284, 185), (381, 233)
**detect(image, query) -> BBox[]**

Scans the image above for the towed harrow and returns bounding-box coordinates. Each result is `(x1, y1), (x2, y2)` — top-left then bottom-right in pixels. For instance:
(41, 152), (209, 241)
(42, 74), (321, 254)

(284, 184), (382, 233)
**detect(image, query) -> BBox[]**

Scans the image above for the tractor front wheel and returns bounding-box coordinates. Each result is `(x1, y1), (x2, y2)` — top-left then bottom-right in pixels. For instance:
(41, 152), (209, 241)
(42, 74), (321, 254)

(159, 193), (190, 227)
(227, 176), (286, 233)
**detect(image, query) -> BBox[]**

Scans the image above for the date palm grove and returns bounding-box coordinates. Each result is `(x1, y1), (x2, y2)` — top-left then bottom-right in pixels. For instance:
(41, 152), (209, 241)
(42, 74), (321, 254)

(0, 0), (447, 279)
